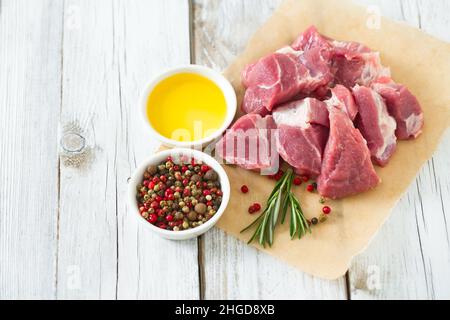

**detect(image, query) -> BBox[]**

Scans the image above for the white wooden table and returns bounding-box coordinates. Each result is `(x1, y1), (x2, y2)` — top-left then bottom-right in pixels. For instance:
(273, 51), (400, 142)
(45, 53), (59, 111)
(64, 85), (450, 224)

(0, 0), (449, 300)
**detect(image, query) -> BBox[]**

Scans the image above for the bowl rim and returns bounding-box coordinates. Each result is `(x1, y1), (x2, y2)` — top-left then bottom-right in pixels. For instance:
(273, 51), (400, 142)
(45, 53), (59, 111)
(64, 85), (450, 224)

(140, 64), (237, 148)
(128, 148), (230, 239)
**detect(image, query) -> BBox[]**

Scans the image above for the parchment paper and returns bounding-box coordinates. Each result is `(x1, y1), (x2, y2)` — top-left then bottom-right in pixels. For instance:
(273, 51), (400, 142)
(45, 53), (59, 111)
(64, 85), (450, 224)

(216, 0), (450, 279)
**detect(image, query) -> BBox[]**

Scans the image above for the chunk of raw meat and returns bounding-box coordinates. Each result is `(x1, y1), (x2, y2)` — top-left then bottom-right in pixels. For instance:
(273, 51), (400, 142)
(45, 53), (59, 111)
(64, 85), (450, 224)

(291, 25), (334, 52)
(241, 45), (333, 115)
(215, 114), (278, 173)
(372, 77), (424, 140)
(292, 26), (390, 88)
(353, 85), (397, 167)
(317, 106), (380, 199)
(276, 125), (329, 178)
(272, 98), (329, 128)
(332, 52), (390, 88)
(330, 85), (358, 120)
(273, 98), (330, 178)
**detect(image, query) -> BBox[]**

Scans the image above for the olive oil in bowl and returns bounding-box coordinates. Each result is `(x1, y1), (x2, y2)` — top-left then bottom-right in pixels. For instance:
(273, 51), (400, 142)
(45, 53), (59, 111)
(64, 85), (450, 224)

(146, 72), (228, 143)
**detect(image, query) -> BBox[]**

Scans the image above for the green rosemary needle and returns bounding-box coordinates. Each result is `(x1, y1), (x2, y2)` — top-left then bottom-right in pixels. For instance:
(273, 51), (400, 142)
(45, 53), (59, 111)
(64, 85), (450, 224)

(241, 168), (311, 247)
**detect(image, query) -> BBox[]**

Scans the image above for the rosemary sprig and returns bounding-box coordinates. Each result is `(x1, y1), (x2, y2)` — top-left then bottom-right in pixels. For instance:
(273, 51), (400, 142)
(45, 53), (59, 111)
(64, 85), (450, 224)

(241, 168), (311, 247)
(287, 191), (311, 239)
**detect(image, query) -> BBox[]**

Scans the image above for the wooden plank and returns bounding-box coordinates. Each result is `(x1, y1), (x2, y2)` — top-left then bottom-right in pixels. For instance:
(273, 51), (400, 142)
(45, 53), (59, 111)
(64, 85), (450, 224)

(348, 0), (450, 299)
(0, 0), (63, 299)
(114, 0), (200, 300)
(193, 0), (347, 299)
(56, 0), (198, 299)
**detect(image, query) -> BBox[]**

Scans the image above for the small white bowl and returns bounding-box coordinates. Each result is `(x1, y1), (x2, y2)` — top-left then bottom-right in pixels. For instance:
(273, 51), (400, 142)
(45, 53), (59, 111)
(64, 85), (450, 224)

(128, 148), (230, 240)
(140, 65), (237, 148)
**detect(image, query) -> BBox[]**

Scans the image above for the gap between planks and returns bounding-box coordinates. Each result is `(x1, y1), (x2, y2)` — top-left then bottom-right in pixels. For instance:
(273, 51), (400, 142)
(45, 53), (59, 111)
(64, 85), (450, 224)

(54, 0), (66, 300)
(189, 0), (206, 301)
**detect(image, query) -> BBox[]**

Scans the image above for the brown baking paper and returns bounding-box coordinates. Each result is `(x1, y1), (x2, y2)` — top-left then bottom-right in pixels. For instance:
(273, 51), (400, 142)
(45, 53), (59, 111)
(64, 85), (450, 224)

(215, 0), (450, 279)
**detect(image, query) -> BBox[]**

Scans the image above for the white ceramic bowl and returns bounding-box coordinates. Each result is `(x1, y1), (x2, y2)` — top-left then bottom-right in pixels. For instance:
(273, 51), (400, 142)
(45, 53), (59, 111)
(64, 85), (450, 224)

(140, 65), (237, 148)
(128, 148), (230, 240)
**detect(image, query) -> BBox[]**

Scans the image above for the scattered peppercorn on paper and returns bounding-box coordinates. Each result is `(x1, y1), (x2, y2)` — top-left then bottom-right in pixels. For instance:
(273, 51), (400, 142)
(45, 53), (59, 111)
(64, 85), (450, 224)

(212, 0), (450, 280)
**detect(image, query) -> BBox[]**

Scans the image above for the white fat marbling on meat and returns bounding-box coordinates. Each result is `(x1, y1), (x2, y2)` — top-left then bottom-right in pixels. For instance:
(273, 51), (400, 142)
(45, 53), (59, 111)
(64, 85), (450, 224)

(405, 113), (424, 138)
(373, 91), (397, 159)
(259, 56), (282, 90)
(276, 46), (303, 56)
(360, 53), (391, 86)
(273, 100), (310, 128)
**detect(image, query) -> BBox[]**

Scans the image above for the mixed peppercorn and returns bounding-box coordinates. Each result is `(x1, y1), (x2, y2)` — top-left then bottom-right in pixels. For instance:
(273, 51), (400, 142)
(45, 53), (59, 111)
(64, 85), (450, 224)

(136, 157), (223, 231)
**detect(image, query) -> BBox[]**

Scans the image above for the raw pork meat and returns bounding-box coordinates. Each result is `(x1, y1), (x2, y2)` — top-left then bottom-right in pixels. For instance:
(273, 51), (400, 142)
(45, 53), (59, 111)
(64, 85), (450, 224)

(241, 45), (333, 115)
(353, 85), (397, 167)
(292, 26), (390, 88)
(215, 114), (278, 172)
(273, 98), (329, 178)
(272, 98), (329, 128)
(330, 85), (358, 120)
(332, 49), (390, 88)
(291, 25), (334, 52)
(317, 105), (380, 199)
(372, 77), (424, 140)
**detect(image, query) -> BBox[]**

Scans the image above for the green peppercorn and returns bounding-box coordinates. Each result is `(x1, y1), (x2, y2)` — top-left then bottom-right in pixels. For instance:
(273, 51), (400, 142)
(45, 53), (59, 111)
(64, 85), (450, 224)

(182, 206), (190, 213)
(319, 197), (326, 204)
(158, 164), (166, 172)
(165, 161), (173, 169)
(142, 212), (149, 219)
(319, 213), (327, 223)
(143, 195), (150, 201)
(153, 184), (160, 192)
(182, 221), (189, 229)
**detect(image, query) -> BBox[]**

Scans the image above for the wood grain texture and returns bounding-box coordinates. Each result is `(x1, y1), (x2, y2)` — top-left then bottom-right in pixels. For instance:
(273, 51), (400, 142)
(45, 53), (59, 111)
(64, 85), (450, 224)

(348, 0), (450, 300)
(193, 0), (347, 300)
(113, 0), (200, 300)
(57, 0), (199, 299)
(0, 0), (63, 299)
(0, 0), (449, 300)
